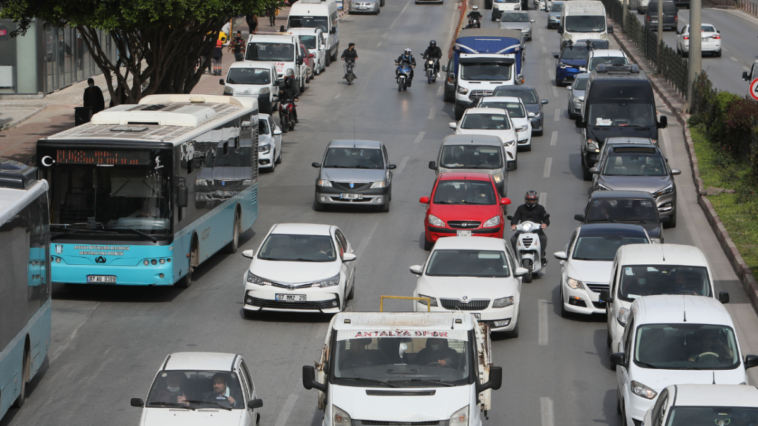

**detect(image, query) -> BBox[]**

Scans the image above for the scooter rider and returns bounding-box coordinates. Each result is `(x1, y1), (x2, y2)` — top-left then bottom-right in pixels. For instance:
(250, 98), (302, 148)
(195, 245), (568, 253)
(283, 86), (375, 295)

(341, 42), (358, 81)
(395, 48), (416, 87)
(280, 76), (299, 124)
(510, 190), (550, 265)
(467, 5), (483, 22)
(422, 40), (442, 73)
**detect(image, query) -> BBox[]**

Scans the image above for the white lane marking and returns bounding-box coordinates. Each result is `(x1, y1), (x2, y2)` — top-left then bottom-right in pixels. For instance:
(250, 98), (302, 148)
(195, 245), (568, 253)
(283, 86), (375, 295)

(428, 107), (436, 120)
(413, 131), (426, 144)
(548, 70), (555, 80)
(552, 86), (560, 98)
(543, 157), (552, 178)
(377, 41), (383, 47)
(554, 108), (560, 121)
(540, 36), (545, 43)
(538, 299), (549, 345)
(334, 92), (341, 99)
(437, 85), (444, 96)
(383, 32), (389, 38)
(389, 0), (411, 29)
(731, 56), (739, 62)
(357, 221), (379, 257)
(550, 131), (558, 146)
(540, 397), (555, 426)
(274, 393), (299, 426)
(542, 46), (547, 53)
(545, 57), (552, 67)
(396, 156), (409, 174)
(49, 302), (101, 363)
(539, 192), (547, 208)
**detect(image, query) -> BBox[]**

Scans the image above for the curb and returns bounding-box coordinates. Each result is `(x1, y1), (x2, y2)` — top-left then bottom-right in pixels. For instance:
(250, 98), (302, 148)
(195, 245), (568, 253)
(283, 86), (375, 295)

(609, 16), (758, 316)
(0, 106), (47, 132)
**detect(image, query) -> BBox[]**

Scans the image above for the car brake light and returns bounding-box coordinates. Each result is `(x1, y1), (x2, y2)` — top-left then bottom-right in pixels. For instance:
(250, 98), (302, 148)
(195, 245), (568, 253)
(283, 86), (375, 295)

(674, 15), (678, 21)
(683, 35), (688, 40)
(712, 35), (720, 39)
(646, 15), (650, 22)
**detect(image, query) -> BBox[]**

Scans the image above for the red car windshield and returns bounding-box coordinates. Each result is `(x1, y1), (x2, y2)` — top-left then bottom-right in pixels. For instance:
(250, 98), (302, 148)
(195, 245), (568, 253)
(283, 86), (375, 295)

(433, 180), (496, 205)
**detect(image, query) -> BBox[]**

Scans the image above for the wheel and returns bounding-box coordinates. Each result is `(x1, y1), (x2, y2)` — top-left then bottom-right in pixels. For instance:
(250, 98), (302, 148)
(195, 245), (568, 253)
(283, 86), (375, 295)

(176, 244), (196, 288)
(617, 396), (622, 414)
(485, 0), (493, 8)
(424, 238), (434, 250)
(521, 259), (533, 283)
(243, 309), (258, 319)
(288, 117), (295, 131)
(379, 198), (390, 212)
(509, 318), (519, 338)
(224, 212), (240, 253)
(682, 50), (689, 58)
(12, 346), (29, 408)
(348, 279), (355, 300)
(508, 159), (517, 171)
(269, 152), (276, 172)
(560, 286), (569, 317)
(275, 147), (282, 164)
(621, 402), (629, 426)
(398, 81), (403, 92)
(715, 49), (722, 57)
(665, 211), (677, 228)
(428, 74), (433, 84)
(610, 352), (617, 370)
(331, 49), (338, 63)
(280, 116), (289, 133)
(606, 327), (612, 348)
(581, 159), (593, 181)
(313, 196), (325, 211)
(492, 12), (496, 21)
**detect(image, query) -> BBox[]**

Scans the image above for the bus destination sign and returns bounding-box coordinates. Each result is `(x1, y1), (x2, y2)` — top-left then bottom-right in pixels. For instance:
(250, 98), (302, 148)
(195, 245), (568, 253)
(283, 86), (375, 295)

(55, 149), (151, 165)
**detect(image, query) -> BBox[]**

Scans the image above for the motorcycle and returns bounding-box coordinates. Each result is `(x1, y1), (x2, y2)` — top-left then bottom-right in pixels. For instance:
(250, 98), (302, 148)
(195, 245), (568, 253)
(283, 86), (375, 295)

(279, 100), (296, 132)
(508, 218), (548, 283)
(395, 61), (413, 92)
(467, 17), (481, 28)
(345, 60), (356, 85)
(424, 57), (439, 84)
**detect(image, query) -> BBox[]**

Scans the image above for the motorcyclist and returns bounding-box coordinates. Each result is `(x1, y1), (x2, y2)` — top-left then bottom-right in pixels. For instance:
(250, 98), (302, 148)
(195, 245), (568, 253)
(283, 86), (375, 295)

(467, 6), (482, 26)
(510, 190), (550, 266)
(280, 76), (299, 125)
(340, 42), (358, 81)
(395, 48), (416, 87)
(422, 40), (442, 74)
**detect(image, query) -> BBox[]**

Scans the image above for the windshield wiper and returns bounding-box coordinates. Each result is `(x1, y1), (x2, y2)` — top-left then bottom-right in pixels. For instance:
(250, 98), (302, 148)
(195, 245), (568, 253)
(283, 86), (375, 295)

(589, 218), (617, 223)
(404, 379), (455, 387)
(183, 400), (232, 411)
(617, 219), (647, 224)
(344, 377), (397, 387)
(147, 402), (196, 410)
(112, 226), (158, 242)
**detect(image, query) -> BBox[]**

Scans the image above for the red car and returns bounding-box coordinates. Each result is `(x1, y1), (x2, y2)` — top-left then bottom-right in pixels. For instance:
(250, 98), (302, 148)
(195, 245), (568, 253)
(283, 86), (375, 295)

(420, 172), (511, 250)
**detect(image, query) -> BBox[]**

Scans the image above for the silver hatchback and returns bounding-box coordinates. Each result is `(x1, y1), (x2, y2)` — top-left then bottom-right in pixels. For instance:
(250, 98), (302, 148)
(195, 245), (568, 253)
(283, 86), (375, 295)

(566, 72), (588, 119)
(428, 134), (509, 196)
(499, 12), (534, 41)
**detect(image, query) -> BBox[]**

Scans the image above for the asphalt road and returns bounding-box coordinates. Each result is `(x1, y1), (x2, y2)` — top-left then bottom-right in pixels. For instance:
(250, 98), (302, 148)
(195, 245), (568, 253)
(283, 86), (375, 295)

(630, 4), (758, 95)
(5, 2), (758, 426)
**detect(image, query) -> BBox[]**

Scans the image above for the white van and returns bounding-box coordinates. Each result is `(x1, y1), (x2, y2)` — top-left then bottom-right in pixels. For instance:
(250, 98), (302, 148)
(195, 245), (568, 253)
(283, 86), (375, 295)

(287, 0), (340, 65)
(302, 311), (503, 426)
(221, 61), (280, 114)
(558, 1), (613, 46)
(612, 295), (758, 426)
(246, 33), (306, 95)
(603, 244), (729, 358)
(288, 27), (327, 76)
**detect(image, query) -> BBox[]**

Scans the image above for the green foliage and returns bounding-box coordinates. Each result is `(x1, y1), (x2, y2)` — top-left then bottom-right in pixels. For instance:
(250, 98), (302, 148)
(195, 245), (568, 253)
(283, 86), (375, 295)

(708, 91), (742, 147)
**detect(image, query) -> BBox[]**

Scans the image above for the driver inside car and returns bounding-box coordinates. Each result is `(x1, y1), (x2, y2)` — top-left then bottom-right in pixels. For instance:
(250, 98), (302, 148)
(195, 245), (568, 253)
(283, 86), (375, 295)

(415, 338), (458, 368)
(688, 329), (734, 363)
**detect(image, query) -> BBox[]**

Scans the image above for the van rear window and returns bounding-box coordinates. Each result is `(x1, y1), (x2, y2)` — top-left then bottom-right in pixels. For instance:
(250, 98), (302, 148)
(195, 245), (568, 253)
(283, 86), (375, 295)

(648, 2), (677, 12)
(289, 15), (329, 32)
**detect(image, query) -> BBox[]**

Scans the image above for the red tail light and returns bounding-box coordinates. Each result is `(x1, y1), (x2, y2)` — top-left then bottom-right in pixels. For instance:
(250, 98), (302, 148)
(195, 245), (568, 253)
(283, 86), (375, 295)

(683, 35), (689, 40)
(712, 35), (721, 39)
(674, 15), (678, 21)
(646, 15), (650, 22)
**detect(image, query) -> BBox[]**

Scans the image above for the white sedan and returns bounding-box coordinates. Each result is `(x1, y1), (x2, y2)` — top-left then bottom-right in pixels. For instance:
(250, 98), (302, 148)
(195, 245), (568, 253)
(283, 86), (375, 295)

(410, 236), (526, 335)
(258, 114), (282, 172)
(476, 96), (533, 151)
(449, 108), (518, 170)
(242, 223), (356, 314)
(131, 352), (263, 426)
(676, 23), (722, 57)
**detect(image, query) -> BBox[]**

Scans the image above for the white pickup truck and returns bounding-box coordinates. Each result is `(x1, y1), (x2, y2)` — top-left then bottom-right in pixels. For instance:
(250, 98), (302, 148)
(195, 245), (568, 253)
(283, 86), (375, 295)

(302, 310), (502, 426)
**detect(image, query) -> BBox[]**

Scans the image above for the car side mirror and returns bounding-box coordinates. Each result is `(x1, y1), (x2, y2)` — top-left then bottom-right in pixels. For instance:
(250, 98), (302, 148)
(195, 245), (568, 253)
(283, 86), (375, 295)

(589, 167), (599, 174)
(575, 117), (585, 128)
(553, 53), (559, 58)
(514, 267), (529, 277)
(719, 292), (730, 304)
(500, 197), (511, 205)
(331, 27), (336, 34)
(131, 398), (144, 408)
(476, 366), (502, 392)
(566, 86), (572, 91)
(302, 365), (327, 392)
(599, 290), (612, 304)
(219, 79), (225, 85)
(541, 99), (549, 104)
(342, 253), (357, 262)
(273, 128), (282, 136)
(388, 164), (397, 170)
(531, 19), (535, 22)
(429, 161), (437, 170)
(310, 53), (314, 58)
(658, 115), (668, 128)
(742, 71), (750, 81)
(280, 25), (286, 32)
(410, 265), (423, 275)
(608, 25), (614, 33)
(553, 251), (567, 260)
(242, 250), (255, 259)
(610, 353), (626, 368)
(574, 214), (585, 222)
(670, 168), (681, 175)
(312, 162), (321, 168)
(248, 399), (263, 409)
(745, 354), (758, 369)
(297, 57), (303, 65)
(176, 178), (188, 208)
(528, 112), (536, 118)
(420, 196), (430, 204)
(448, 122), (457, 129)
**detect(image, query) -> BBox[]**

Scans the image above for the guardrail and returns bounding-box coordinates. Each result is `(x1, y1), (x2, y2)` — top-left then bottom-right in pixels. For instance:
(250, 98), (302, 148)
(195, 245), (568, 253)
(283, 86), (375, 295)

(736, 0), (758, 18)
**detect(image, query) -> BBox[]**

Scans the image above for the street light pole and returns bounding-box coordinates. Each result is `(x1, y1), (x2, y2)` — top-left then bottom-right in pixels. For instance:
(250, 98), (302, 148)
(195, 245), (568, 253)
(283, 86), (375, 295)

(622, 0), (628, 29)
(687, 0), (702, 104)
(657, 0), (663, 71)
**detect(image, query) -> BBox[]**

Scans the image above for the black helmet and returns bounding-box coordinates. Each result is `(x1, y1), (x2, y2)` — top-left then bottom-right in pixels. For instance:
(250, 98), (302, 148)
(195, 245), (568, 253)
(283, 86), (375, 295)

(525, 190), (539, 209)
(284, 76), (293, 87)
(430, 40), (437, 47)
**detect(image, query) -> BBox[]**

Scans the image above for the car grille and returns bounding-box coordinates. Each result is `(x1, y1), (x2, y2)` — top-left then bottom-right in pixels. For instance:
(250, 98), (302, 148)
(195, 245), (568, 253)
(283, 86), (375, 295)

(440, 299), (490, 310)
(332, 182), (372, 191)
(586, 283), (609, 293)
(521, 237), (534, 247)
(468, 90), (493, 102)
(355, 422), (446, 426)
(269, 281), (313, 289)
(249, 297), (337, 310)
(447, 220), (481, 229)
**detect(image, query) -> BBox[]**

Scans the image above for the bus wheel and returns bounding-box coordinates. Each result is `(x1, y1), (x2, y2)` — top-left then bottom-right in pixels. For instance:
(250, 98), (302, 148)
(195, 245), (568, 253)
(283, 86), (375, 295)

(177, 241), (198, 288)
(13, 344), (29, 408)
(224, 212), (240, 254)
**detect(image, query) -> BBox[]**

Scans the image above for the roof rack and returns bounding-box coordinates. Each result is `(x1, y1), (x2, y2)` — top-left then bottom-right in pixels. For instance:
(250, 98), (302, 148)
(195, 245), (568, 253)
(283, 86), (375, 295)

(0, 159), (37, 190)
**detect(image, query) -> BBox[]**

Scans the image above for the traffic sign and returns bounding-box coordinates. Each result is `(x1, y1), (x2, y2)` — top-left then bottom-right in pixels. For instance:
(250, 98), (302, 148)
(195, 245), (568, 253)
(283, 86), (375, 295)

(750, 78), (758, 101)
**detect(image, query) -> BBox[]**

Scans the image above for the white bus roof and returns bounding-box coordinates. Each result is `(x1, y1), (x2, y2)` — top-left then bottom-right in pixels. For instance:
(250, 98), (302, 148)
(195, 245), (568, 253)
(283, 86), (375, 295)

(331, 312), (477, 331)
(40, 94), (256, 147)
(0, 180), (48, 226)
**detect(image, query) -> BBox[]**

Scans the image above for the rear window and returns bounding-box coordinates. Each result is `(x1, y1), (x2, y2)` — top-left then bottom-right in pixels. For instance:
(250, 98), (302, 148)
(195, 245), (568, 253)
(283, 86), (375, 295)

(648, 2), (677, 12)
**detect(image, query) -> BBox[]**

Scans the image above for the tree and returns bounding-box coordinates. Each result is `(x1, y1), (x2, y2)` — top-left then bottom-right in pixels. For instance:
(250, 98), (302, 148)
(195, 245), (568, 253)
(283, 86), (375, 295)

(0, 0), (276, 104)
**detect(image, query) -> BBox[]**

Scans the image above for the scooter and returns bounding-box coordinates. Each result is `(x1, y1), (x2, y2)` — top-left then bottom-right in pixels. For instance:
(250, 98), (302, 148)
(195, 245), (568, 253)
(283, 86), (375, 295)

(424, 57), (439, 83)
(395, 61), (413, 92)
(508, 218), (548, 283)
(345, 60), (356, 85)
(279, 100), (296, 132)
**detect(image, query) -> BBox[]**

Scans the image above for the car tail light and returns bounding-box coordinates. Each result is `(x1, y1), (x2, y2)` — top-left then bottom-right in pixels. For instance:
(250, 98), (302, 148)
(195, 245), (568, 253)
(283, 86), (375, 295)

(674, 15), (678, 21)
(683, 35), (688, 40)
(712, 35), (720, 39)
(646, 15), (650, 22)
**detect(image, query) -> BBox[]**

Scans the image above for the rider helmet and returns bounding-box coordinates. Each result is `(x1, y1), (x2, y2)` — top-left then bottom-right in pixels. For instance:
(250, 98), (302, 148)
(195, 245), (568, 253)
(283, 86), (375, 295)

(472, 5), (479, 10)
(525, 190), (539, 209)
(284, 76), (293, 87)
(430, 40), (437, 47)
(405, 48), (412, 54)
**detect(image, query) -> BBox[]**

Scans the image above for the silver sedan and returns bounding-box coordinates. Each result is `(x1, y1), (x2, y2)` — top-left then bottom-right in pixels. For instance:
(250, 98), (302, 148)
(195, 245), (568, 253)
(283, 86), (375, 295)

(566, 73), (588, 119)
(499, 12), (534, 41)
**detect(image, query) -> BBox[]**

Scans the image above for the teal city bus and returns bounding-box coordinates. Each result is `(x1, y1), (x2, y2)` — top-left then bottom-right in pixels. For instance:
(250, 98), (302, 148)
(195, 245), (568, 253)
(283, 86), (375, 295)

(36, 95), (259, 288)
(0, 159), (51, 420)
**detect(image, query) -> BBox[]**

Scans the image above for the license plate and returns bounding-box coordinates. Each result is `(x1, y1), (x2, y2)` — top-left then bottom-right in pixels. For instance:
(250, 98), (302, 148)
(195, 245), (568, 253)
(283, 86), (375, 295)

(87, 275), (116, 283)
(276, 294), (306, 302)
(340, 193), (363, 200)
(457, 230), (472, 237)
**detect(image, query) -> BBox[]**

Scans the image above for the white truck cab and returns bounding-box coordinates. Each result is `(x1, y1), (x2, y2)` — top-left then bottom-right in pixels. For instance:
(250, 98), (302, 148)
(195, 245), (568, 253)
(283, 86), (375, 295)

(742, 60), (758, 102)
(302, 311), (503, 426)
(558, 1), (612, 47)
(288, 27), (327, 76)
(246, 33), (307, 95)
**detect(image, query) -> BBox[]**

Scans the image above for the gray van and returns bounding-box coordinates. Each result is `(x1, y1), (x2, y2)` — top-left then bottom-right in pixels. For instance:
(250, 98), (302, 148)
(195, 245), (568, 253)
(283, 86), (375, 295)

(428, 135), (509, 196)
(645, 1), (678, 31)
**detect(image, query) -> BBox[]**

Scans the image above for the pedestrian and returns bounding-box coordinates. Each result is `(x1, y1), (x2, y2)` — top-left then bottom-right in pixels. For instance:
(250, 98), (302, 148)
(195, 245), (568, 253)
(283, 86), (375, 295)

(268, 6), (277, 26)
(229, 31), (246, 62)
(83, 78), (105, 114)
(212, 36), (225, 76)
(246, 14), (258, 34)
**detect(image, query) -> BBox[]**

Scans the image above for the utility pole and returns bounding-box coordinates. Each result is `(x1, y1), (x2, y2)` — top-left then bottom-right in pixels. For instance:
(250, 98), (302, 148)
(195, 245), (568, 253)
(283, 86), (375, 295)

(687, 0), (702, 105)
(657, 0), (663, 71)
(622, 0), (628, 29)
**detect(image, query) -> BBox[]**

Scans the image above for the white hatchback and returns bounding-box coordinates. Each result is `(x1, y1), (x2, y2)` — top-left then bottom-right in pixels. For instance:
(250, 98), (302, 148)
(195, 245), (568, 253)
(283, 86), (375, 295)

(258, 114), (282, 172)
(242, 223), (357, 314)
(676, 23), (722, 57)
(643, 384), (758, 426)
(410, 236), (526, 335)
(477, 96), (533, 151)
(449, 108), (518, 171)
(131, 352), (263, 426)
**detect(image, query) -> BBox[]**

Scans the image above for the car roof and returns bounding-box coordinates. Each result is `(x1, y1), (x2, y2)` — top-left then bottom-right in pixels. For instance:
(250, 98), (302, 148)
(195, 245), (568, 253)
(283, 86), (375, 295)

(578, 223), (649, 238)
(327, 139), (383, 149)
(331, 312), (477, 331)
(433, 236), (507, 250)
(605, 137), (655, 145)
(439, 172), (493, 181)
(464, 107), (508, 115)
(616, 243), (709, 267)
(442, 134), (503, 146)
(589, 190), (655, 200)
(270, 223), (333, 236)
(248, 34), (296, 43)
(229, 61), (275, 70)
(669, 384), (758, 407)
(480, 96), (523, 104)
(632, 295), (732, 326)
(164, 352), (238, 371)
(590, 49), (626, 57)
(259, 113), (271, 119)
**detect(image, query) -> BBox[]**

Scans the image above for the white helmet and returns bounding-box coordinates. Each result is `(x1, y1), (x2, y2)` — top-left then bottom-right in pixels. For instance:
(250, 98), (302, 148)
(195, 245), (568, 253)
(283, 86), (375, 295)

(472, 5), (479, 10)
(404, 48), (412, 54)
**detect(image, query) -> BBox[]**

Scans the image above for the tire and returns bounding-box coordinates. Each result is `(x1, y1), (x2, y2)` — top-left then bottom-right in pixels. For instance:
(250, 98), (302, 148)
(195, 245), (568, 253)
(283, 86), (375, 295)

(485, 0), (493, 9)
(617, 396), (622, 414)
(682, 50), (689, 58)
(331, 49), (339, 63)
(348, 279), (355, 300)
(398, 81), (403, 92)
(521, 259), (533, 283)
(176, 242), (196, 288)
(380, 198), (390, 212)
(243, 309), (257, 319)
(288, 116), (295, 131)
(325, 52), (331, 66)
(424, 238), (434, 250)
(715, 50), (722, 57)
(12, 345), (29, 408)
(224, 212), (240, 253)
(610, 352), (617, 371)
(280, 115), (289, 133)
(510, 318), (519, 338)
(581, 159), (593, 181)
(560, 286), (569, 317)
(523, 144), (531, 152)
(269, 152), (276, 172)
(508, 159), (518, 171)
(606, 328), (612, 348)
(275, 147), (282, 164)
(313, 197), (325, 212)
(492, 12), (497, 21)
(666, 211), (677, 228)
